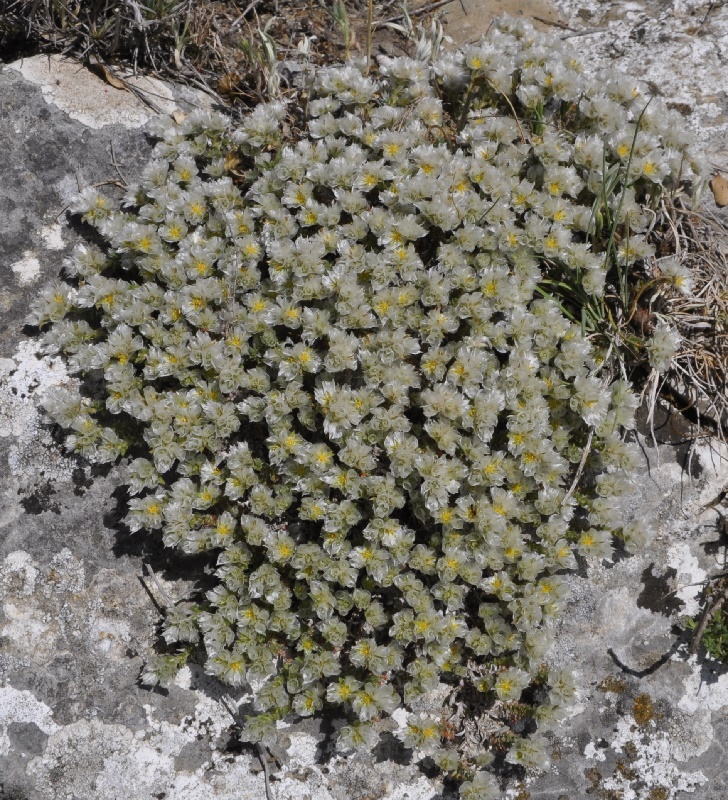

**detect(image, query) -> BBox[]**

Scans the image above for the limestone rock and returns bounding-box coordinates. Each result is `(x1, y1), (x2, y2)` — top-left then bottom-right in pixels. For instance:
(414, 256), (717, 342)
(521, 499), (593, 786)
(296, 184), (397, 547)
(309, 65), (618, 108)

(2, 5), (728, 797)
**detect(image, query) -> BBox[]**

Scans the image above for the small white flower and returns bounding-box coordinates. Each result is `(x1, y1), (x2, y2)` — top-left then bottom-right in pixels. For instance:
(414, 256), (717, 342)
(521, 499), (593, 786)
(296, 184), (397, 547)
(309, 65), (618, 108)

(646, 320), (680, 373)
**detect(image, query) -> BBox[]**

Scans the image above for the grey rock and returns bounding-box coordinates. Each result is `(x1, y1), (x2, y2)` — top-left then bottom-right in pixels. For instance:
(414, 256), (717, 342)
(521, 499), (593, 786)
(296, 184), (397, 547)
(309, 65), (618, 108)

(1, 4), (728, 797)
(7, 722), (49, 757)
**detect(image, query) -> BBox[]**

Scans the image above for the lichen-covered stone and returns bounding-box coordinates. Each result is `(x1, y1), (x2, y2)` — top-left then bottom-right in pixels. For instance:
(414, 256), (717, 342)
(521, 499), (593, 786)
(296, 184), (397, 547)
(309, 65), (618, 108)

(2, 2), (728, 796)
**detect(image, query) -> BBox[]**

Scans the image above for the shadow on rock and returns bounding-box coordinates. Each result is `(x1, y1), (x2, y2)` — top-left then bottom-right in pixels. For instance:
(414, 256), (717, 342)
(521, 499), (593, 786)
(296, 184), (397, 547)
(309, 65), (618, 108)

(372, 730), (412, 766)
(105, 483), (217, 595)
(637, 563), (685, 616)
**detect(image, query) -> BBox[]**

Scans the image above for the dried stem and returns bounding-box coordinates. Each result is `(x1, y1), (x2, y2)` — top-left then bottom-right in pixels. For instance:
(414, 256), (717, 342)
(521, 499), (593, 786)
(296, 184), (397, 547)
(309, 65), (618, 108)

(689, 577), (728, 655)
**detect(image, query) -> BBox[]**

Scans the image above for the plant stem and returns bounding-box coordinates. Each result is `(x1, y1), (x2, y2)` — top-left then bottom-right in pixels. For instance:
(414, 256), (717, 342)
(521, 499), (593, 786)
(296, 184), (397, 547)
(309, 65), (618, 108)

(690, 578), (728, 655)
(605, 100), (652, 309)
(484, 75), (527, 143)
(366, 0), (373, 73)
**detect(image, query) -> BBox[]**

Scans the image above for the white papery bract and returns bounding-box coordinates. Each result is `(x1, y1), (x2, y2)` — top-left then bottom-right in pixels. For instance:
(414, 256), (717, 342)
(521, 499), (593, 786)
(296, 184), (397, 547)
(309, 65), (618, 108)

(30, 17), (703, 793)
(646, 320), (681, 374)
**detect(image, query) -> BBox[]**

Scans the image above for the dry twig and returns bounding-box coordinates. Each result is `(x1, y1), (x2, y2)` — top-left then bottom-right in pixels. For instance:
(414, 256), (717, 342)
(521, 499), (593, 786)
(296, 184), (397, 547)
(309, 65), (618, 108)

(689, 577), (728, 655)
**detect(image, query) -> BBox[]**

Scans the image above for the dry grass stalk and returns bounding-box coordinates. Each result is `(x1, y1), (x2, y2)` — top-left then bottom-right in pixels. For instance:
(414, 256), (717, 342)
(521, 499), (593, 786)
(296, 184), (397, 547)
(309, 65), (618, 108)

(654, 200), (728, 439)
(1, 0), (407, 116)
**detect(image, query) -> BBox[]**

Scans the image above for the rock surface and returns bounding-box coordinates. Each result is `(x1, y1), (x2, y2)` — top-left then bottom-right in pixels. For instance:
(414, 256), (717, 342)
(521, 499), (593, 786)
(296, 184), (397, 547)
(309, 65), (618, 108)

(1, 3), (728, 798)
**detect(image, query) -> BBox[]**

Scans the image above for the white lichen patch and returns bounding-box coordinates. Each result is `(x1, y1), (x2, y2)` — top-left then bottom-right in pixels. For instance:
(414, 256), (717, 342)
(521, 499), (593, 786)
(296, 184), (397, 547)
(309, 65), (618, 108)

(9, 55), (177, 129)
(0, 548), (91, 662)
(145, 665), (247, 751)
(26, 719), (173, 799)
(554, 0), (728, 158)
(603, 714), (707, 799)
(75, 681), (273, 799)
(1, 550), (51, 660)
(2, 341), (70, 409)
(666, 543), (706, 616)
(2, 546), (144, 674)
(668, 706), (714, 762)
(40, 222), (65, 251)
(584, 740), (607, 762)
(44, 547), (86, 597)
(694, 440), (728, 504)
(10, 250), (41, 286)
(0, 685), (59, 757)
(0, 602), (52, 659)
(0, 340), (75, 483)
(382, 776), (438, 800)
(89, 616), (132, 654)
(678, 656), (728, 715)
(275, 770), (337, 800)
(17, 686), (297, 800)
(163, 758), (268, 800)
(0, 550), (39, 597)
(23, 689), (260, 800)
(285, 731), (320, 769)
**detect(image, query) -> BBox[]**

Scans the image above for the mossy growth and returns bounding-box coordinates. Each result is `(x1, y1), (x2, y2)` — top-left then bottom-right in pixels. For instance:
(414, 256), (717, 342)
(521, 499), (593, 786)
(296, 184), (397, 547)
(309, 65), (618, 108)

(685, 605), (728, 663)
(597, 675), (628, 694)
(29, 16), (705, 797)
(632, 692), (655, 727)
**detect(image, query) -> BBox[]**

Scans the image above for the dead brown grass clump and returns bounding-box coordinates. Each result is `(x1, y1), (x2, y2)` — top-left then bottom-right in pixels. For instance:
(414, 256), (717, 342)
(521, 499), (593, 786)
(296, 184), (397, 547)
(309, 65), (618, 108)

(0, 0), (409, 112)
(644, 199), (728, 439)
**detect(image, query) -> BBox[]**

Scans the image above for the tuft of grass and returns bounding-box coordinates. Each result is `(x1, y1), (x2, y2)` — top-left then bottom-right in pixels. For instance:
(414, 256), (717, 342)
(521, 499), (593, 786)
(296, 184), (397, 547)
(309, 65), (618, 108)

(686, 607), (728, 661)
(537, 130), (727, 441)
(686, 575), (728, 661)
(657, 204), (728, 438)
(0, 1), (411, 115)
(319, 0), (352, 61)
